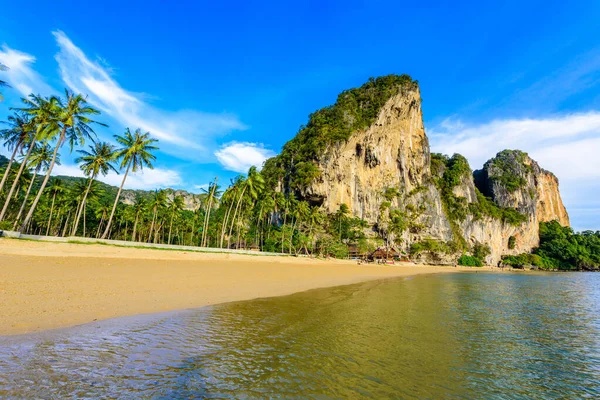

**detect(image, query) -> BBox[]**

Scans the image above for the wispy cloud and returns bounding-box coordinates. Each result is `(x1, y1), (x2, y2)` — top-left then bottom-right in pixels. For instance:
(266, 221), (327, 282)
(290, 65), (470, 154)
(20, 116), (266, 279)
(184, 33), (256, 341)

(52, 163), (182, 190)
(214, 142), (275, 173)
(429, 112), (600, 177)
(0, 45), (54, 97)
(428, 112), (600, 231)
(51, 30), (247, 160)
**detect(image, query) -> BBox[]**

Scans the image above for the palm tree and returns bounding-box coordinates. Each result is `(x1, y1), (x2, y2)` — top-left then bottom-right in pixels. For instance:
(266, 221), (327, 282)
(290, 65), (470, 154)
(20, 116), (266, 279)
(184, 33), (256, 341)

(0, 114), (32, 194)
(0, 62), (9, 101)
(201, 177), (220, 247)
(71, 142), (117, 236)
(101, 128), (158, 239)
(12, 143), (55, 229)
(307, 206), (324, 253)
(219, 178), (242, 248)
(227, 166), (265, 247)
(147, 189), (167, 243)
(45, 178), (64, 235)
(167, 195), (185, 244)
(1, 96), (63, 223)
(276, 192), (290, 253)
(19, 90), (104, 233)
(0, 115), (41, 223)
(94, 202), (111, 238)
(334, 203), (350, 240)
(131, 196), (146, 242)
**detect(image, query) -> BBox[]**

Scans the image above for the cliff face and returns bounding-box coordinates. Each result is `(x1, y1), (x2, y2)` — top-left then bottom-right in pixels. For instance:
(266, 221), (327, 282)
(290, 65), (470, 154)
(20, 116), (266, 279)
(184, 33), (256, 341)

(299, 87), (430, 221)
(284, 80), (569, 265)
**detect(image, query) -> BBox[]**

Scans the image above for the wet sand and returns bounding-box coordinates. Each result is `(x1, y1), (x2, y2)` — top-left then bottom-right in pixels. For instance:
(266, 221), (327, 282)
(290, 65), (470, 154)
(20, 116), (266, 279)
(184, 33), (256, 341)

(0, 238), (463, 335)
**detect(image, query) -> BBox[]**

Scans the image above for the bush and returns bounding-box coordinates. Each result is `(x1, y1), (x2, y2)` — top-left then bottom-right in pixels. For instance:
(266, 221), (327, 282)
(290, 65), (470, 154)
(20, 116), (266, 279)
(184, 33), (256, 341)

(458, 254), (483, 267)
(501, 253), (556, 269)
(317, 237), (349, 259)
(508, 236), (516, 249)
(472, 242), (491, 261)
(410, 239), (454, 256)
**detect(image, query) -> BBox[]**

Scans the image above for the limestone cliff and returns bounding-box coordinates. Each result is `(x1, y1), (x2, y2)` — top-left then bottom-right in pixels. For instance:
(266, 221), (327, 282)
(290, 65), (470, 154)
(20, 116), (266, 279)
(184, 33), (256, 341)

(268, 75), (569, 265)
(298, 86), (430, 221)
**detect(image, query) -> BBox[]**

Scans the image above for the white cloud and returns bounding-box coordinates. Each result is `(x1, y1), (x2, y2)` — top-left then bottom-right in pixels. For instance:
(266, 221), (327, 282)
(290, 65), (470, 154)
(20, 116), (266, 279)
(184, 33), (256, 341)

(52, 163), (182, 190)
(0, 45), (55, 97)
(428, 112), (600, 231)
(429, 112), (600, 176)
(214, 142), (275, 173)
(51, 30), (247, 160)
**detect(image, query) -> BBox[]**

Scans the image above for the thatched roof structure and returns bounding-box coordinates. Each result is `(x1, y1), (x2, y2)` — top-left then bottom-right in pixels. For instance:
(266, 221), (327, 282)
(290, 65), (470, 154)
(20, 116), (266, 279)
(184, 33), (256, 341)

(369, 247), (401, 260)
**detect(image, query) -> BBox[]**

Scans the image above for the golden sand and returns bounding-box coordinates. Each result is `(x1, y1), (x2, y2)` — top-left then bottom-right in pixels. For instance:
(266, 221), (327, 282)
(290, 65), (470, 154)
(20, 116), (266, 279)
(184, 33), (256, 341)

(0, 238), (463, 335)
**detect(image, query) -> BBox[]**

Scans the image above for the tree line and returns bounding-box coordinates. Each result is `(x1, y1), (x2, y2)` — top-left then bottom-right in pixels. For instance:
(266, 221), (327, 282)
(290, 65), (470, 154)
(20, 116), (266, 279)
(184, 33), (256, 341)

(0, 87), (382, 256)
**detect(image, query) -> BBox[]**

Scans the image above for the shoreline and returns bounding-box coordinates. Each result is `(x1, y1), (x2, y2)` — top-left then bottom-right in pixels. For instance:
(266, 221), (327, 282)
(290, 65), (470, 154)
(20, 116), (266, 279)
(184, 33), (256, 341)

(0, 238), (476, 336)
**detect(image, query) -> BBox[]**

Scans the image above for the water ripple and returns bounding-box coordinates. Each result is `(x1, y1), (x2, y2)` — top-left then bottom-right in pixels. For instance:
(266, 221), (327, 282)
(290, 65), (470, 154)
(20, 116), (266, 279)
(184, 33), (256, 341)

(1, 272), (599, 398)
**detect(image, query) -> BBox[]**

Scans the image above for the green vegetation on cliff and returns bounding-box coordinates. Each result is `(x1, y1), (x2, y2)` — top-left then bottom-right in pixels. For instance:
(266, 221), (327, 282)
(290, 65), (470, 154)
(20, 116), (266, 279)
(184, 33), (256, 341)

(503, 221), (600, 270)
(485, 150), (533, 192)
(431, 153), (527, 228)
(263, 74), (418, 191)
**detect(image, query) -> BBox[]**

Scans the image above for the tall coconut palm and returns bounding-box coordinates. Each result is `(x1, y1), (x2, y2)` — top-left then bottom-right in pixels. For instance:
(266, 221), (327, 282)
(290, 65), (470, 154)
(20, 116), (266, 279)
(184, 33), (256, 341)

(227, 166), (265, 247)
(0, 115), (42, 223)
(201, 177), (220, 247)
(0, 62), (8, 101)
(1, 95), (61, 220)
(19, 90), (104, 233)
(101, 128), (158, 239)
(71, 142), (117, 236)
(0, 114), (32, 194)
(219, 178), (242, 248)
(12, 143), (55, 229)
(167, 195), (185, 244)
(45, 178), (64, 235)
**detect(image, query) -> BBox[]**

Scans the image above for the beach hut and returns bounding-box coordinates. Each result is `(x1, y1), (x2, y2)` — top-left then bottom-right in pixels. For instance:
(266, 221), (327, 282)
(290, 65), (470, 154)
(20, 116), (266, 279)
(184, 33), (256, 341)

(347, 244), (362, 259)
(368, 247), (401, 262)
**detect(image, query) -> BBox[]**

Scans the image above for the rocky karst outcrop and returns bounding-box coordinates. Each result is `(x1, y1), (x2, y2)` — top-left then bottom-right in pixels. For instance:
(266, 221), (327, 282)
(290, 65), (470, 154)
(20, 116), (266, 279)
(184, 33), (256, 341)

(120, 188), (200, 211)
(266, 75), (569, 265)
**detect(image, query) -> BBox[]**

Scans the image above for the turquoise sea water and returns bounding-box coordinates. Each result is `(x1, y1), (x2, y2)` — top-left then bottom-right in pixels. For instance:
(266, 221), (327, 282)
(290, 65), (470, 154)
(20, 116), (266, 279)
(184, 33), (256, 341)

(1, 272), (599, 399)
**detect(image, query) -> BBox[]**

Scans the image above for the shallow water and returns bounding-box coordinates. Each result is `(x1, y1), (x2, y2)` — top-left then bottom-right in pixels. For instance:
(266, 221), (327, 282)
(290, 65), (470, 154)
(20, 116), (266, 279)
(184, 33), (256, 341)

(1, 272), (600, 399)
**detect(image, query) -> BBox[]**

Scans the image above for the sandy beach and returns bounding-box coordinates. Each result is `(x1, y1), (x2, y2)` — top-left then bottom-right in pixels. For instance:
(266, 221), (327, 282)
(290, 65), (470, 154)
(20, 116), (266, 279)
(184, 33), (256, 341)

(0, 238), (462, 336)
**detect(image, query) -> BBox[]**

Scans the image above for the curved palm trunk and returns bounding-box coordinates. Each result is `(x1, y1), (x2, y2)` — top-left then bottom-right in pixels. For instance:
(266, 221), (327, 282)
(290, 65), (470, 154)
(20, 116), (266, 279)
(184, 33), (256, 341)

(71, 176), (95, 236)
(148, 208), (157, 242)
(19, 129), (64, 233)
(101, 162), (130, 239)
(168, 209), (175, 244)
(61, 209), (71, 237)
(290, 217), (297, 254)
(46, 191), (57, 236)
(0, 138), (37, 222)
(219, 196), (236, 248)
(132, 212), (139, 242)
(96, 212), (106, 238)
(281, 209), (288, 254)
(83, 203), (87, 237)
(189, 214), (196, 246)
(202, 177), (218, 247)
(0, 143), (21, 194)
(12, 169), (38, 230)
(227, 186), (247, 248)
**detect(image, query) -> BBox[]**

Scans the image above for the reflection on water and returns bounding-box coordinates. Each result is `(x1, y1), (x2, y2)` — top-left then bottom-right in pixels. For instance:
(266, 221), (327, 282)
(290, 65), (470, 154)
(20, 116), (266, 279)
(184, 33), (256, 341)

(1, 272), (600, 398)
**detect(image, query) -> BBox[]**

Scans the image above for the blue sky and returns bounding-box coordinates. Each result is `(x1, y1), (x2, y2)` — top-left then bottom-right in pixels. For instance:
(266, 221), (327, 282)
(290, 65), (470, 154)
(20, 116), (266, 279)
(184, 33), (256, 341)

(1, 0), (599, 230)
